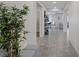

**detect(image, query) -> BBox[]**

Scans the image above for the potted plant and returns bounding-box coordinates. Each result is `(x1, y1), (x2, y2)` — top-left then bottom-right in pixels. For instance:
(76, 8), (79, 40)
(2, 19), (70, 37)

(0, 3), (29, 57)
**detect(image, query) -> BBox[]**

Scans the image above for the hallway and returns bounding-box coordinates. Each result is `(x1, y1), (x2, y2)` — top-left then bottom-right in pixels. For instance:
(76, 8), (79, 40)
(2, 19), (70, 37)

(33, 28), (79, 57)
(0, 1), (79, 57)
(20, 1), (79, 57)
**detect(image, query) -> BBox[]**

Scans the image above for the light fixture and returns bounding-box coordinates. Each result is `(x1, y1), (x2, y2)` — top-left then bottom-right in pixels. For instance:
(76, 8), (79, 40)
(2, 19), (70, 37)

(51, 7), (59, 11)
(52, 2), (56, 4)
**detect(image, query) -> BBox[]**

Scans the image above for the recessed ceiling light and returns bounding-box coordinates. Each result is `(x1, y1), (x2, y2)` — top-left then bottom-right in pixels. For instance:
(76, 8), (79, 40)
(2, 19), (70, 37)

(52, 7), (59, 11)
(52, 2), (56, 4)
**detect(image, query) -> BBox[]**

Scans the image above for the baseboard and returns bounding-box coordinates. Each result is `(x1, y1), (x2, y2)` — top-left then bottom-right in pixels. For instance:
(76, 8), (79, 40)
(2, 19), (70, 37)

(69, 41), (79, 56)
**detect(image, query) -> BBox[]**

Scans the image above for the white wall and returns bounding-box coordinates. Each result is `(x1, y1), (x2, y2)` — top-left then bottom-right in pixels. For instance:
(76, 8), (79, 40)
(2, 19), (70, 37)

(36, 2), (47, 37)
(2, 1), (37, 49)
(36, 3), (44, 37)
(26, 2), (37, 49)
(67, 1), (79, 55)
(62, 14), (67, 32)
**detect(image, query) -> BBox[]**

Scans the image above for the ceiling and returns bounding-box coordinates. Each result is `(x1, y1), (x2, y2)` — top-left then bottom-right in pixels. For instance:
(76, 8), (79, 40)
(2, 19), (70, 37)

(40, 1), (68, 12)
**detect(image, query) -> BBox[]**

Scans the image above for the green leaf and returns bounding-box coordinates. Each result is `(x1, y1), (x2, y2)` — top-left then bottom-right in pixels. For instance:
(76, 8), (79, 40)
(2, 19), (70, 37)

(0, 2), (29, 56)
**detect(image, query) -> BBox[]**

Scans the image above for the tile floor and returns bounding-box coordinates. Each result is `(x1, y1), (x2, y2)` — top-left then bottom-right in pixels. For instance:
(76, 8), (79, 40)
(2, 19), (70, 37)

(33, 28), (79, 57)
(0, 27), (79, 57)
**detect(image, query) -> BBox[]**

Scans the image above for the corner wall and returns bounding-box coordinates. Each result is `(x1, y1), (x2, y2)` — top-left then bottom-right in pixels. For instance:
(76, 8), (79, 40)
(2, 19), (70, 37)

(68, 1), (79, 55)
(36, 2), (47, 37)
